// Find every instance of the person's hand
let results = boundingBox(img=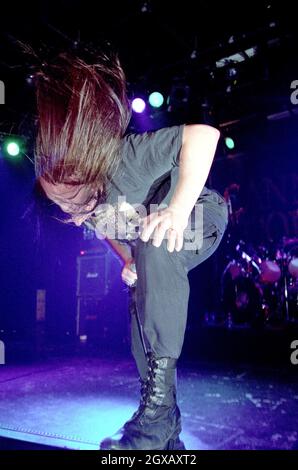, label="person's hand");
[121,258,138,287]
[140,206,189,252]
